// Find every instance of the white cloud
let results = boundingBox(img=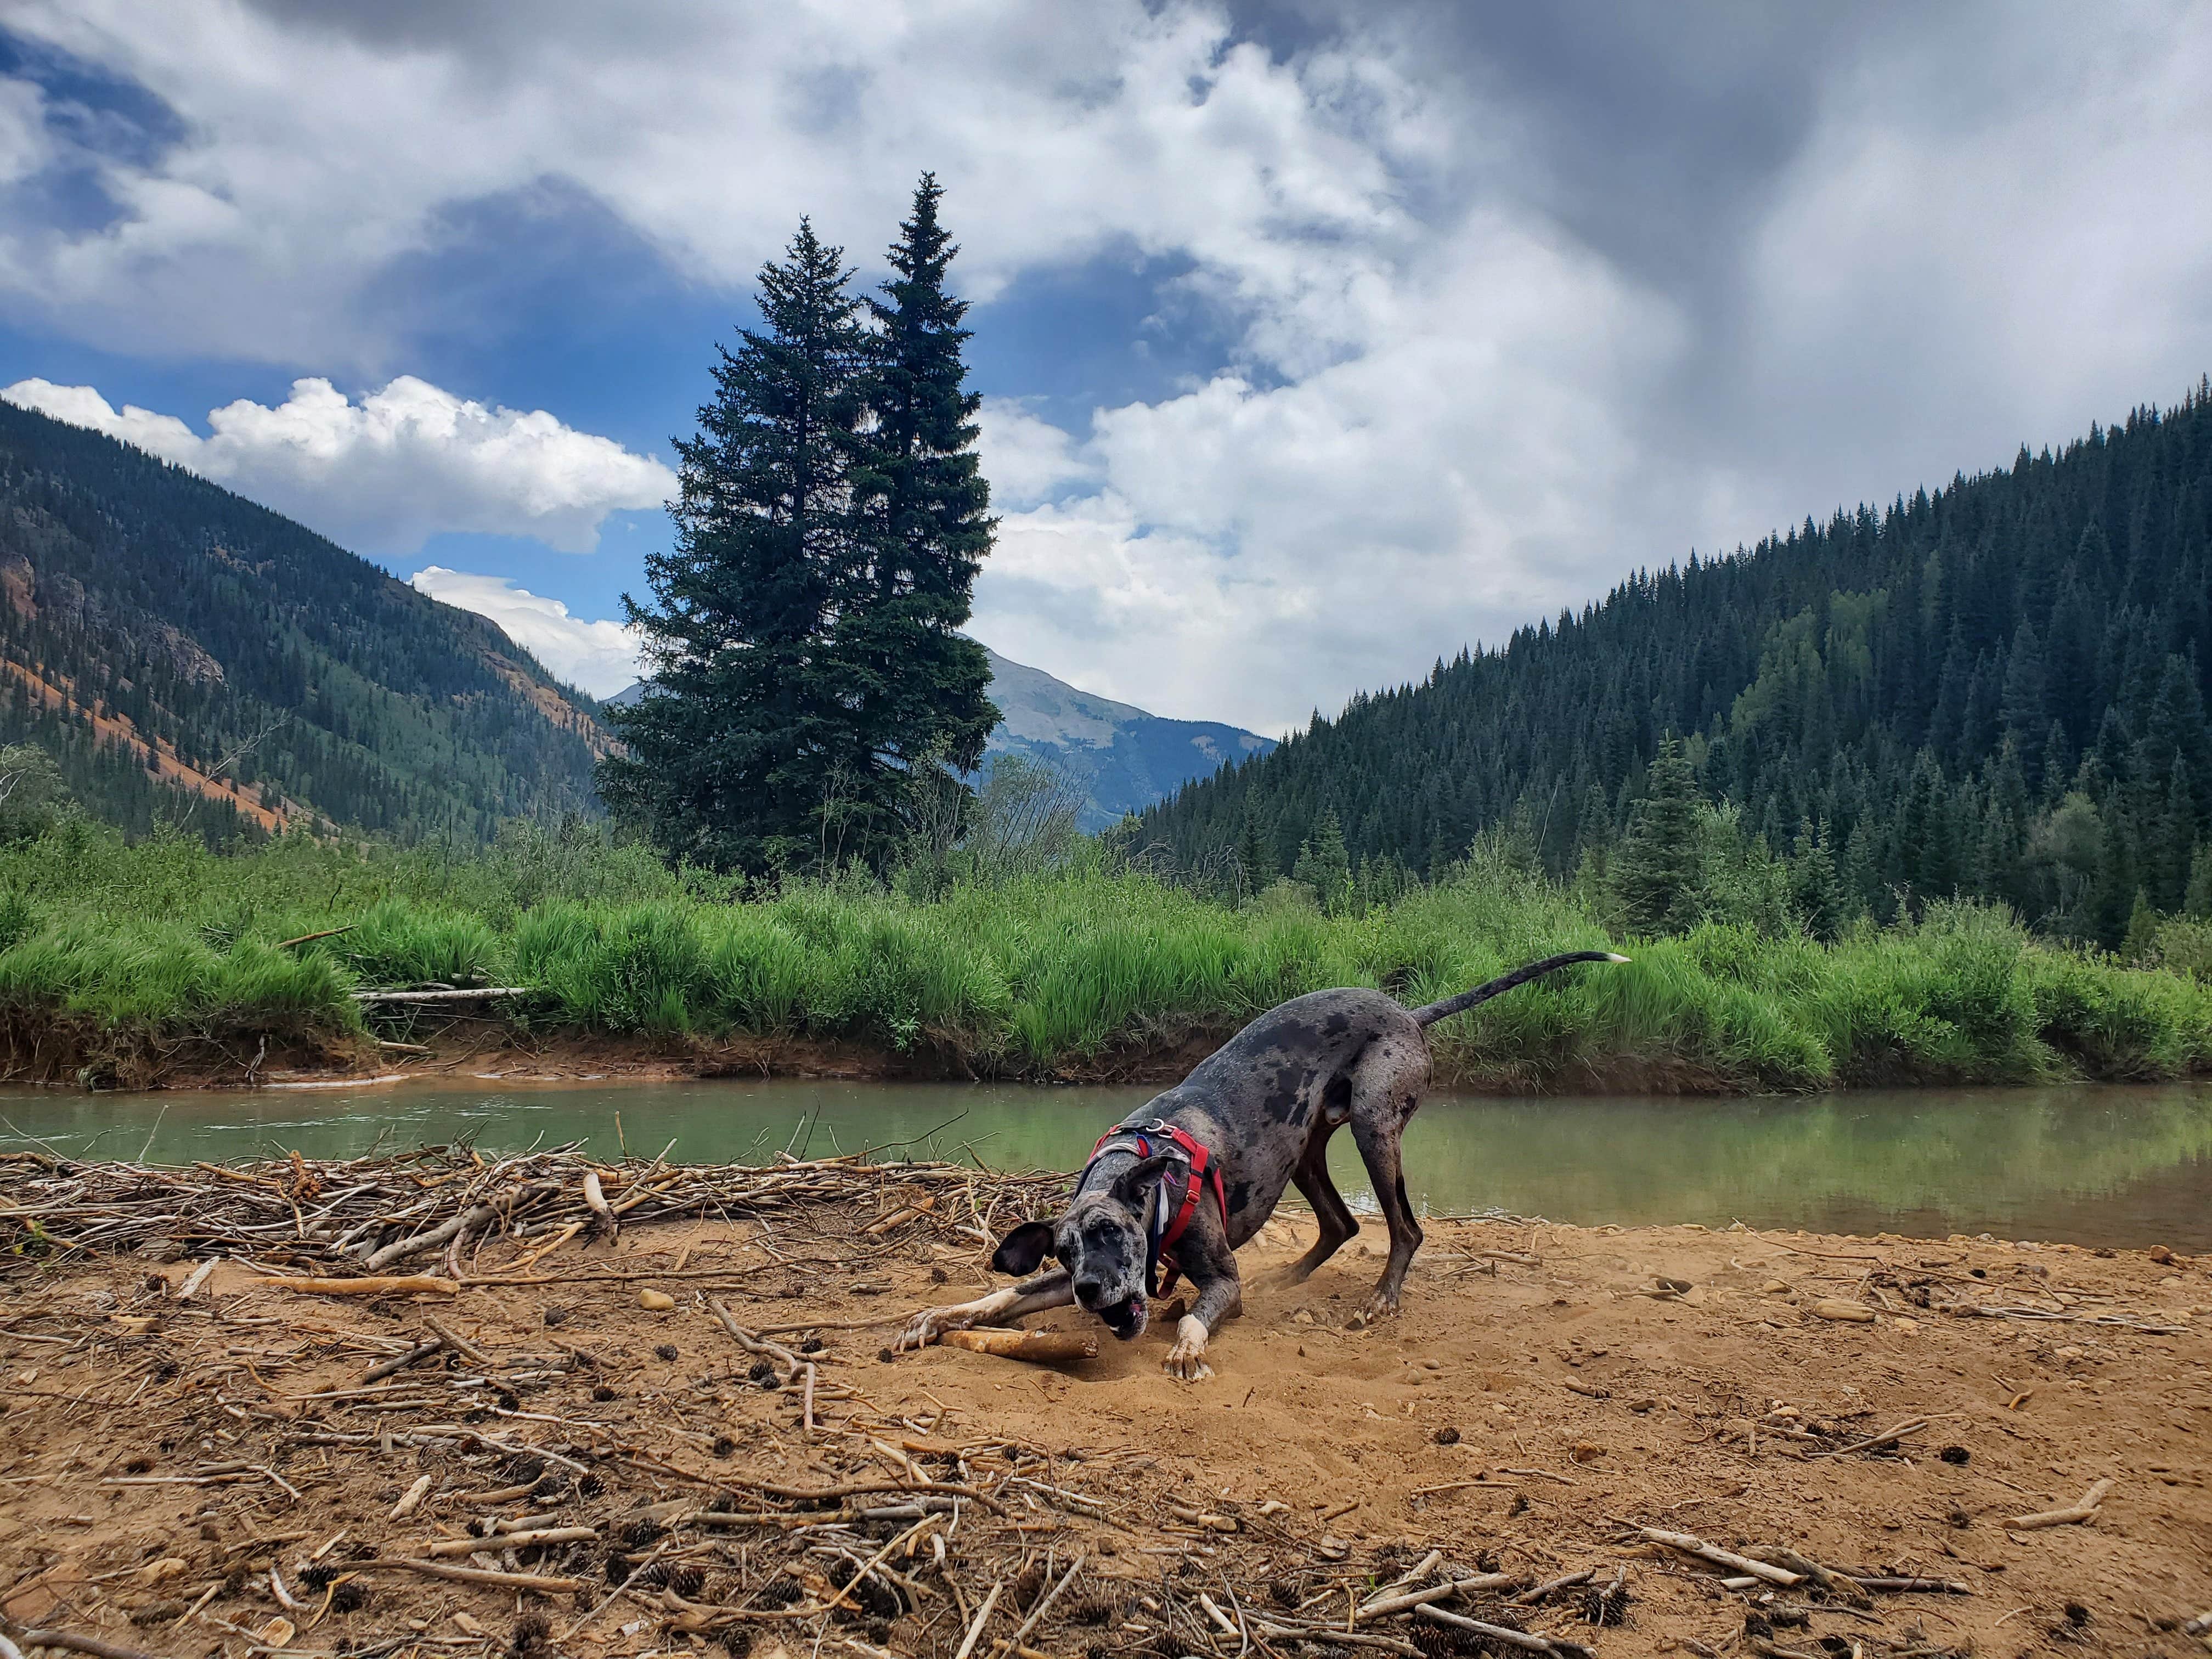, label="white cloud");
[2,375,674,555]
[410,567,641,697]
[977,399,1101,509]
[0,2,1436,367]
[3,4,2211,734]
